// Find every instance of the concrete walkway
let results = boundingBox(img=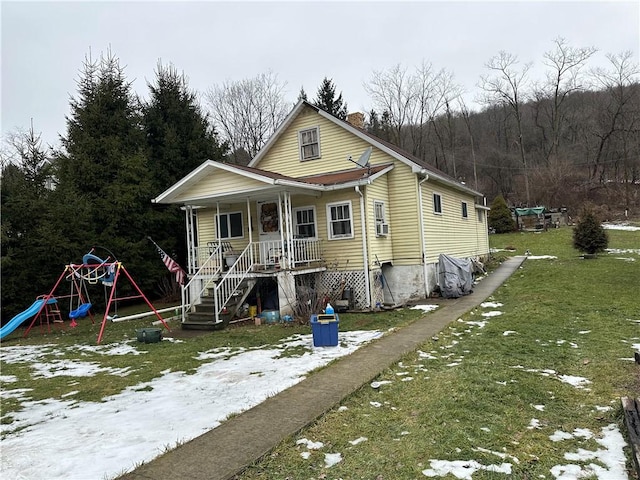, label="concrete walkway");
[121,256,526,480]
